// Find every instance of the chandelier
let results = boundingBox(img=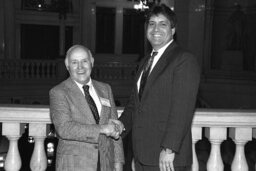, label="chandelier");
[134,0,161,11]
